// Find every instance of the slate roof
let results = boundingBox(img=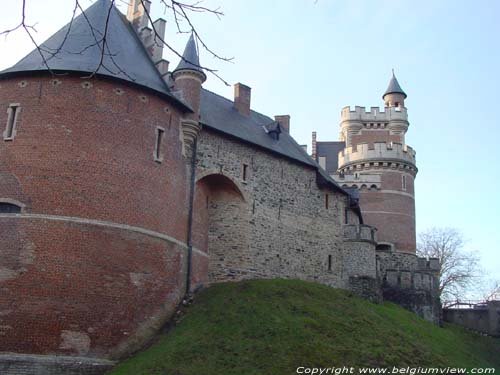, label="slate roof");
[383,71,407,99]
[199,89,347,195]
[0,0,347,196]
[0,0,190,111]
[316,141,346,174]
[174,34,206,79]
